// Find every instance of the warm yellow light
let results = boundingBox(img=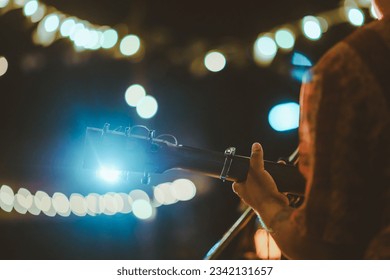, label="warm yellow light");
[0,56,8,77]
[370,4,379,19]
[120,34,141,56]
[204,51,226,72]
